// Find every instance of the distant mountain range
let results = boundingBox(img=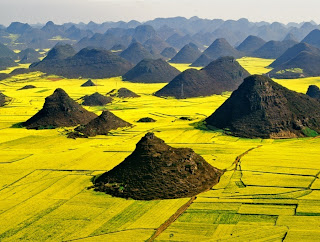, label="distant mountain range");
[1,17,320,81]
[1,18,319,51]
